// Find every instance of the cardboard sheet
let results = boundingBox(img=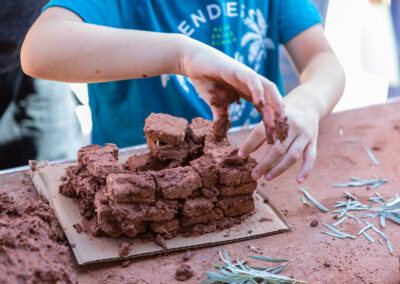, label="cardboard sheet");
[31,148,291,265]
